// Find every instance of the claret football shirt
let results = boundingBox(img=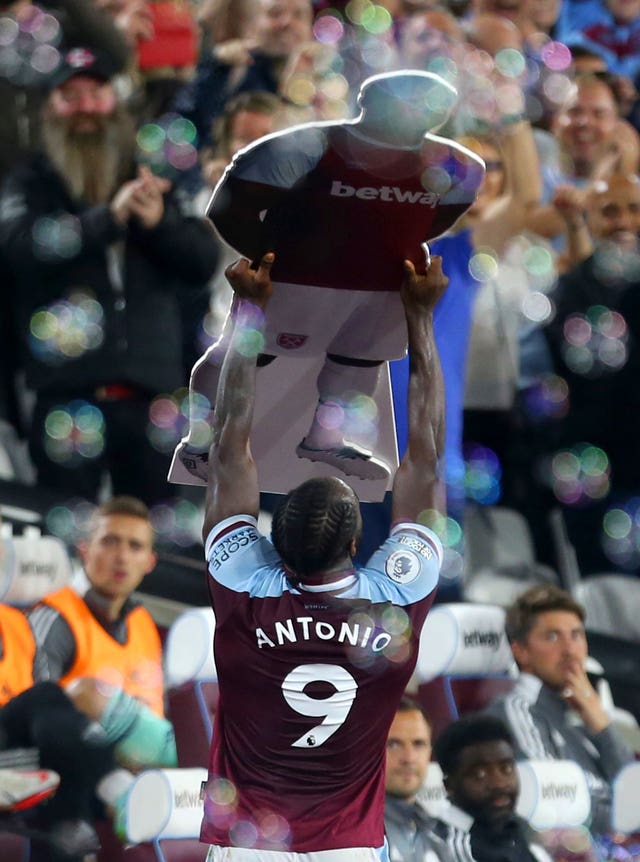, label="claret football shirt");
[201,515,442,852]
